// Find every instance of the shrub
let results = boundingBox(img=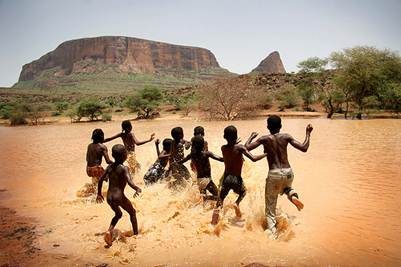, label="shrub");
[55,101,69,113]
[9,112,28,126]
[102,113,112,122]
[124,86,163,119]
[76,99,104,121]
[275,84,299,111]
